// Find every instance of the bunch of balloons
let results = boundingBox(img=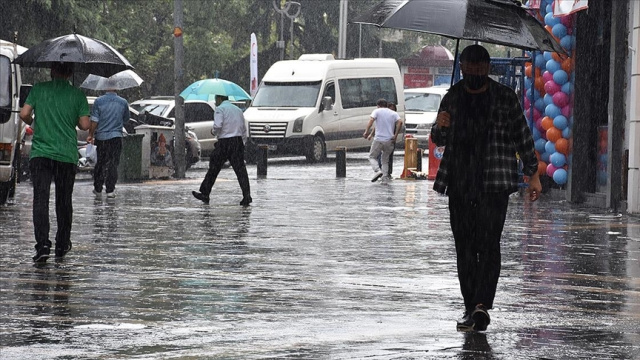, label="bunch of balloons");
[523,0,576,186]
